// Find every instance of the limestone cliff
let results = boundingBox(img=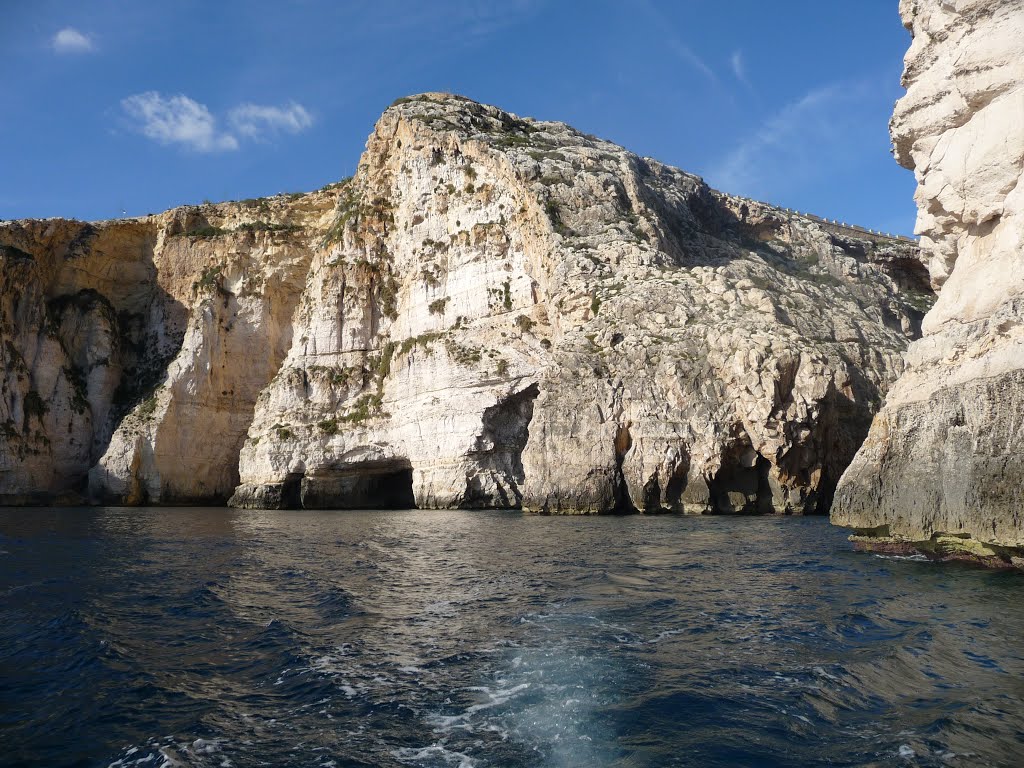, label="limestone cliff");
[0,190,335,504]
[832,0,1024,565]
[1,94,928,512]
[228,94,928,514]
